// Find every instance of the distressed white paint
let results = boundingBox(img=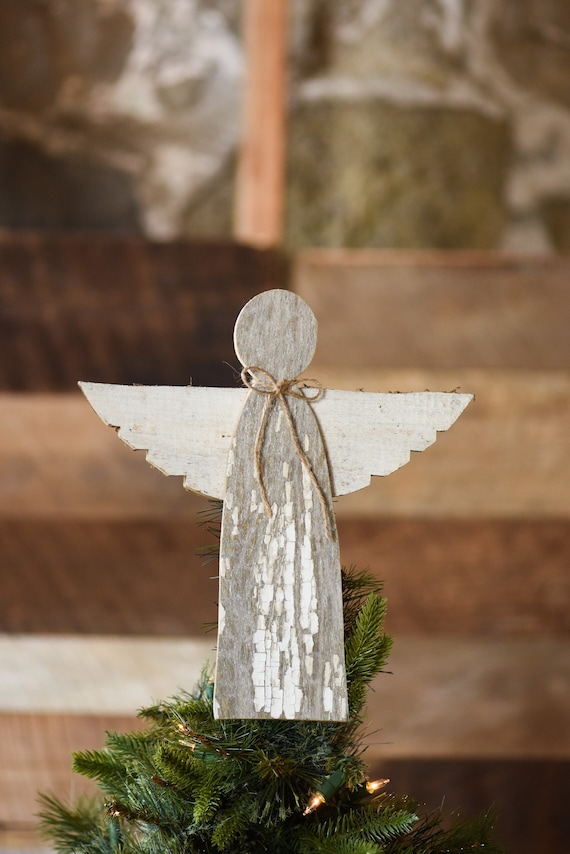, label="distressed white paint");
[79,384,471,501]
[80,289,472,721]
